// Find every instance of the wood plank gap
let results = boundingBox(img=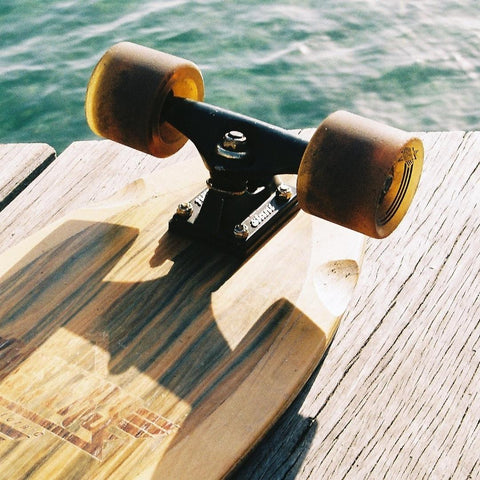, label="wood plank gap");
[0,144,56,212]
